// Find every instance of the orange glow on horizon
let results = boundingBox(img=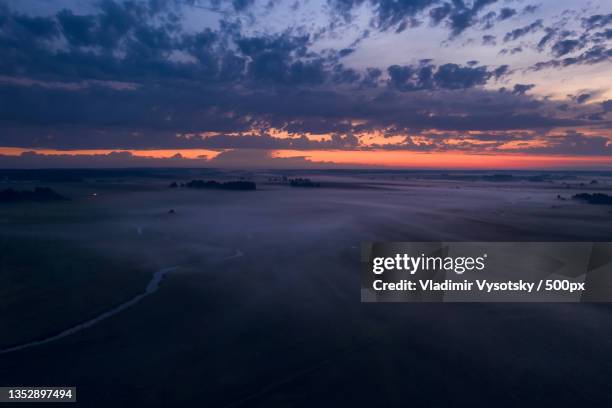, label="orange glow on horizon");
[1,147,611,169]
[273,149,612,170]
[0,147,221,160]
